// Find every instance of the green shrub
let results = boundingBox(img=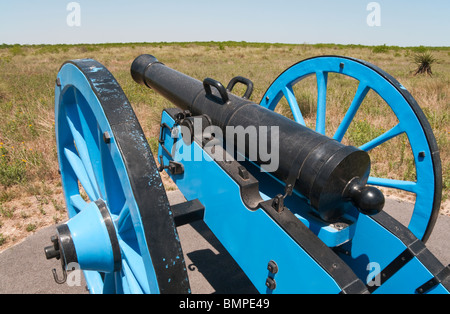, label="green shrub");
[413,51,437,76]
[372,44,389,53]
[9,44,24,56]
